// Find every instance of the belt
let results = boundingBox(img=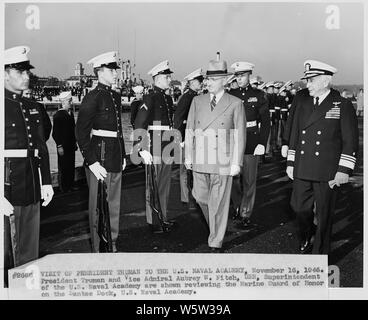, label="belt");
[281,109,288,111]
[246,121,257,128]
[269,110,275,113]
[92,129,118,137]
[4,149,39,158]
[148,125,171,131]
[274,107,280,110]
